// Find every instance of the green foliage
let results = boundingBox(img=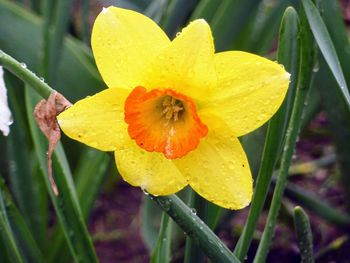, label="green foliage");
[0,0,349,262]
